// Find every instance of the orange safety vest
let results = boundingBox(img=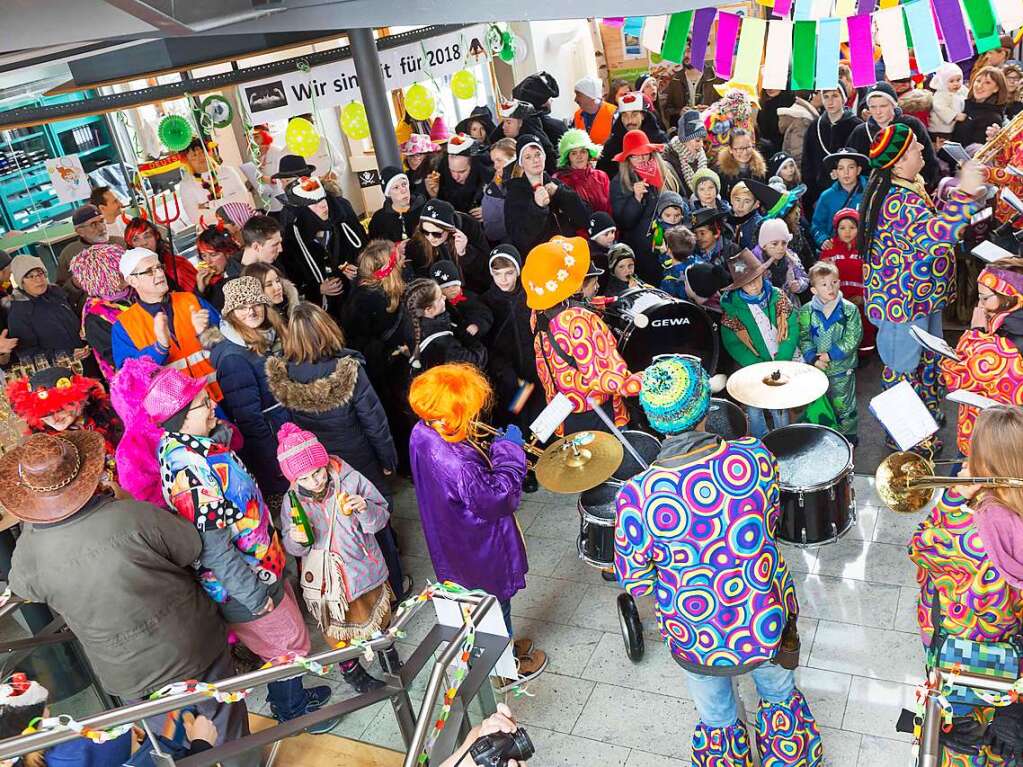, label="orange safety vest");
[119,292,223,401]
[574,102,616,146]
